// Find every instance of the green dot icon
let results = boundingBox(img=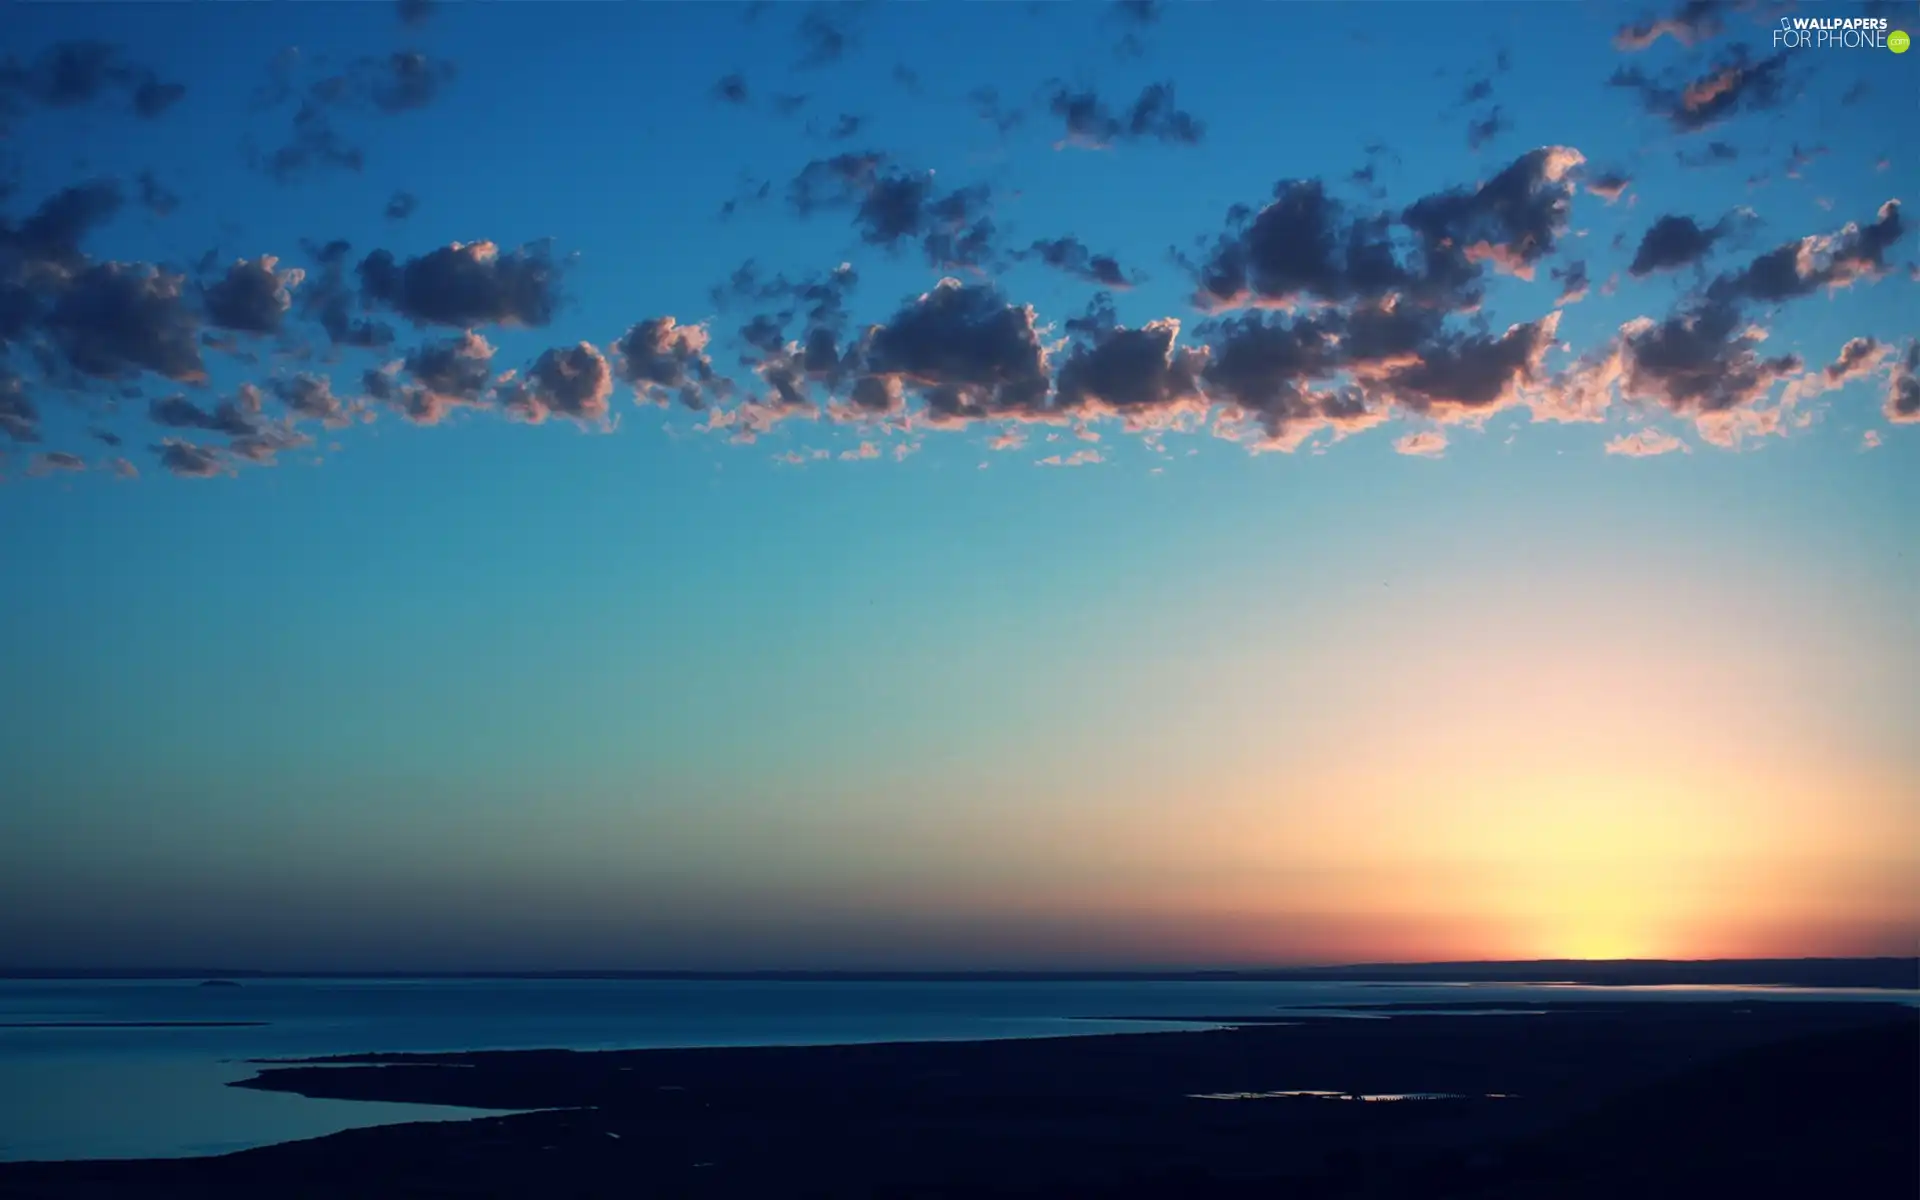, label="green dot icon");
[1893,30,1912,53]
